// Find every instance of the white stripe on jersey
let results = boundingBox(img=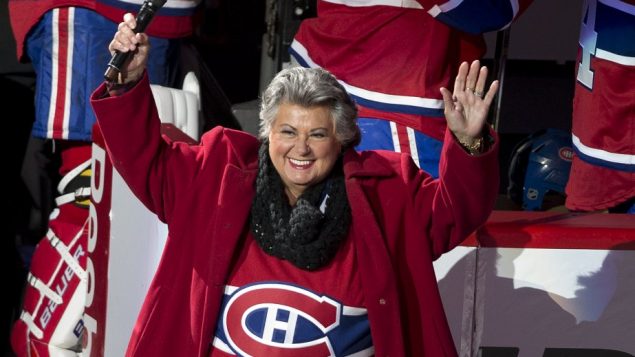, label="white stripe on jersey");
[342,80,444,110]
[47,8,74,140]
[47,9,60,139]
[212,337,234,354]
[342,306,368,316]
[389,121,401,153]
[111,0,201,9]
[428,0,464,16]
[291,40,444,111]
[407,126,421,168]
[224,285,239,295]
[346,346,375,357]
[599,0,635,15]
[572,134,635,165]
[595,49,635,66]
[63,7,75,140]
[322,0,422,9]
